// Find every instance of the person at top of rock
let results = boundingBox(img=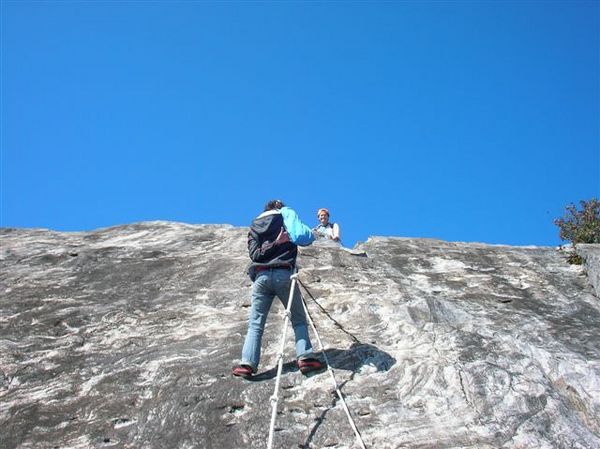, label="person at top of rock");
[232,199,324,379]
[313,208,341,243]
